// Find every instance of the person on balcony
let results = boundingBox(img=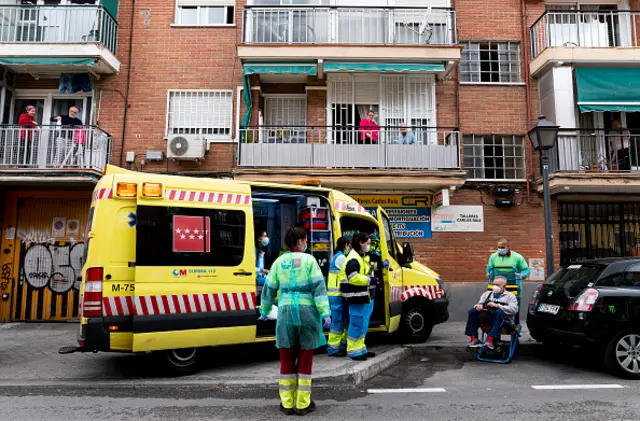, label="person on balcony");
[610,119,632,171]
[358,110,379,144]
[51,107,86,168]
[397,123,416,145]
[17,105,39,165]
